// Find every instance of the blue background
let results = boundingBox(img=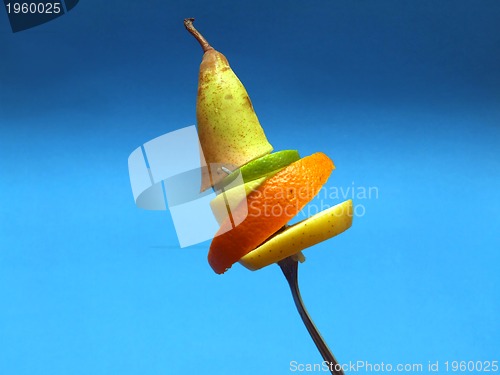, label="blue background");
[1,1,499,374]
